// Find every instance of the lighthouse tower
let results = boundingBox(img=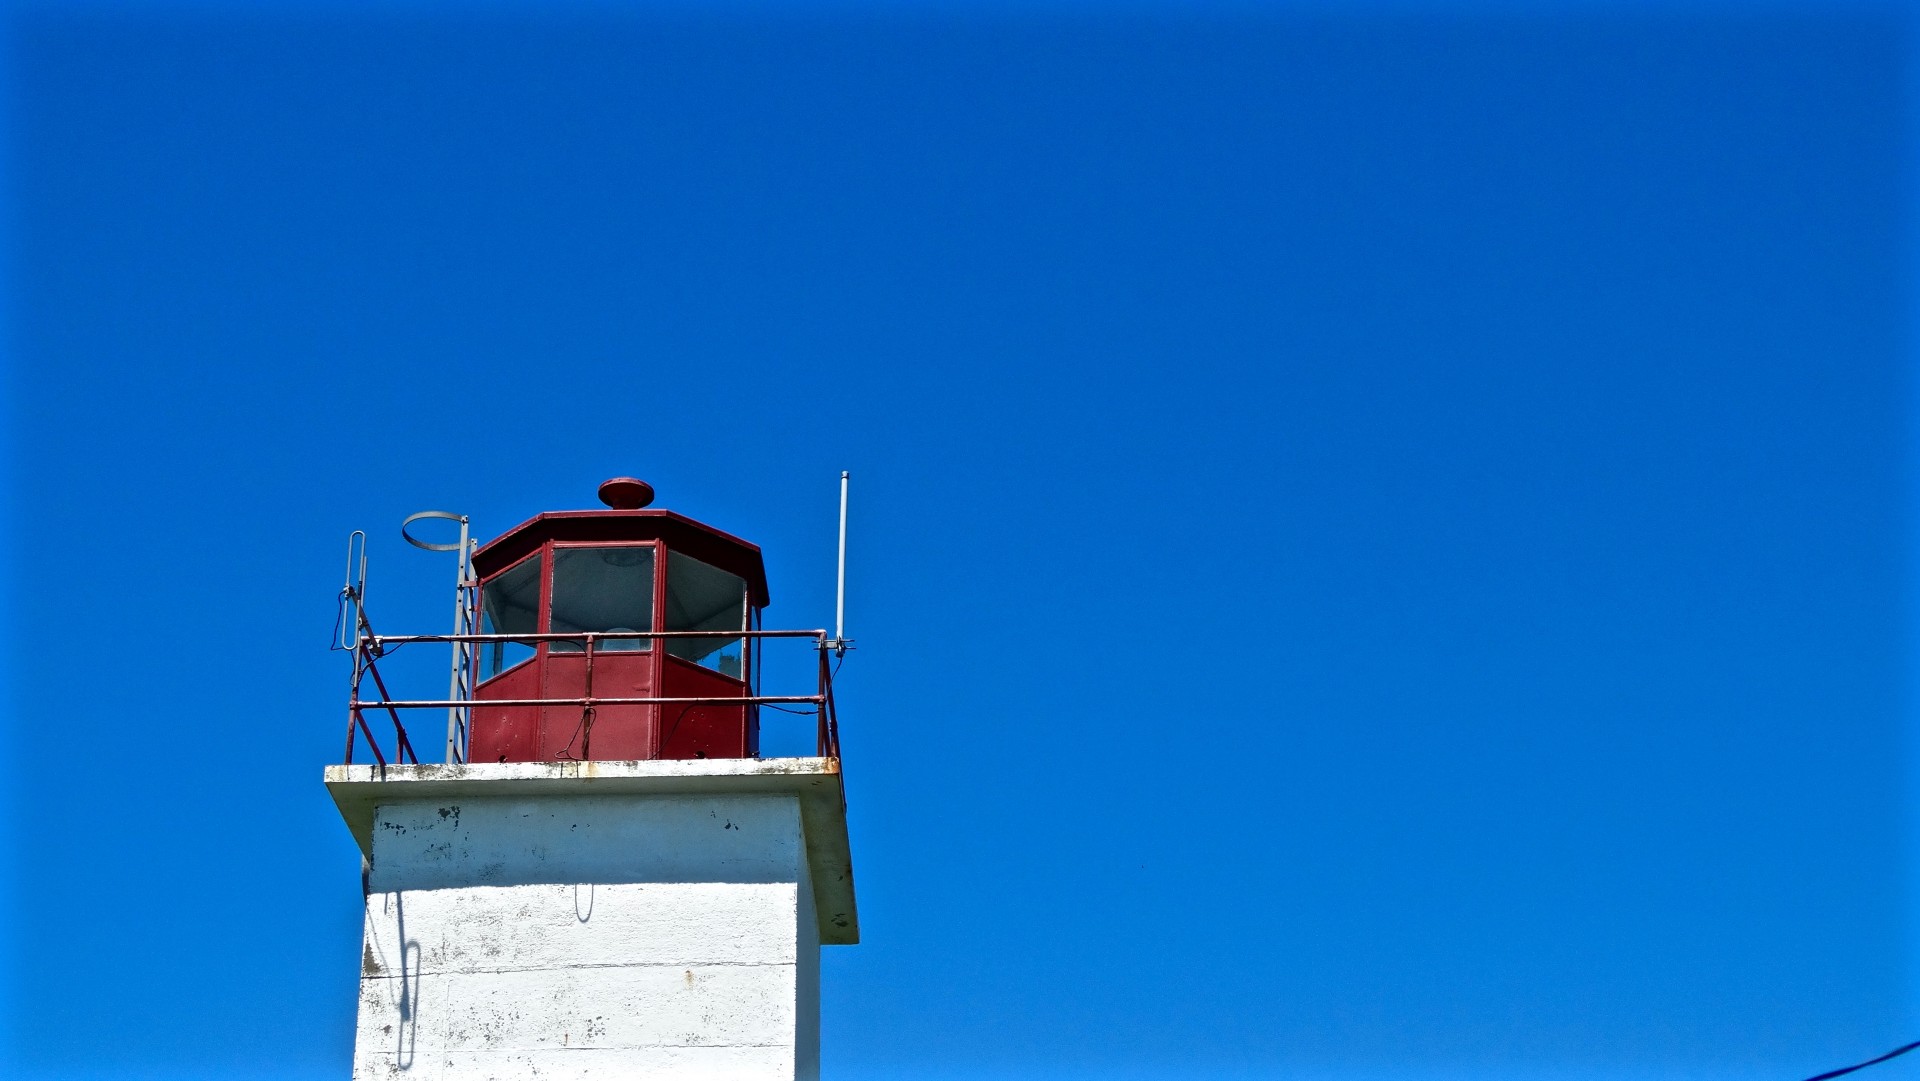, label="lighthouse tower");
[326,479,856,1080]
